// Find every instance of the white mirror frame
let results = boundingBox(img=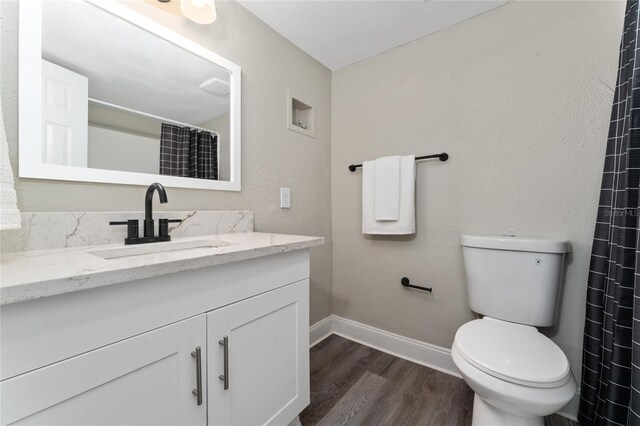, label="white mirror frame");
[19,0,241,191]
